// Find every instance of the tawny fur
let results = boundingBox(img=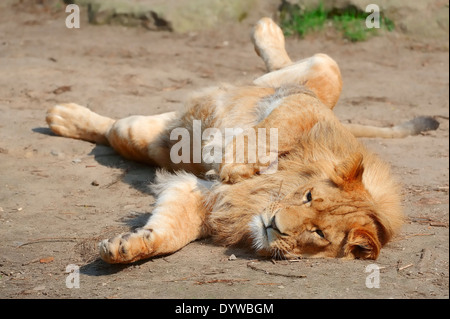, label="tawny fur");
[44,18,415,264]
